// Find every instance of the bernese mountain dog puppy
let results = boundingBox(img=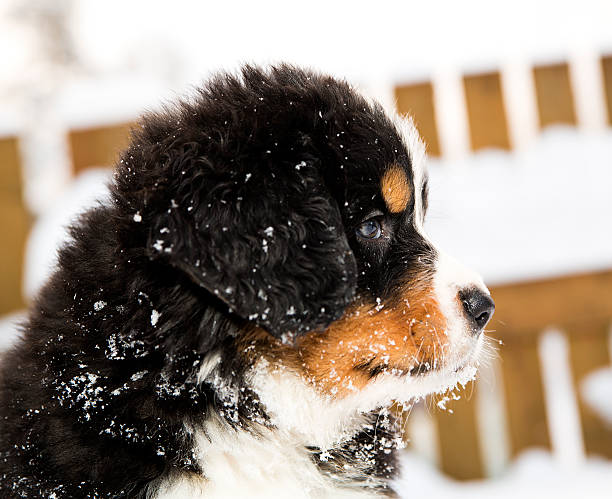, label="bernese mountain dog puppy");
[0,65,494,498]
